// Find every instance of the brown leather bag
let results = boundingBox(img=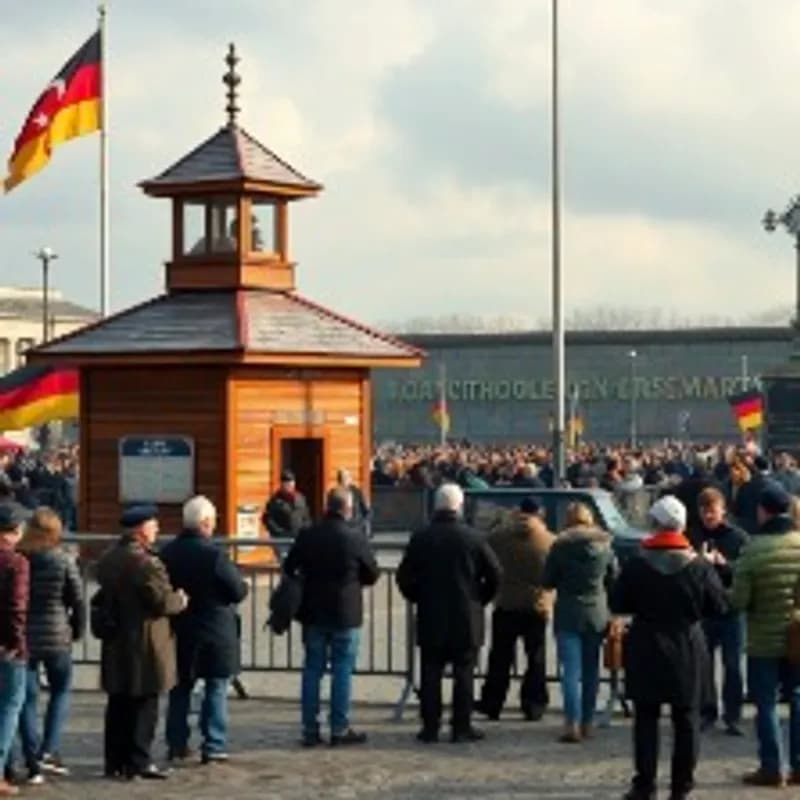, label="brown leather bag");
[604,618,626,671]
